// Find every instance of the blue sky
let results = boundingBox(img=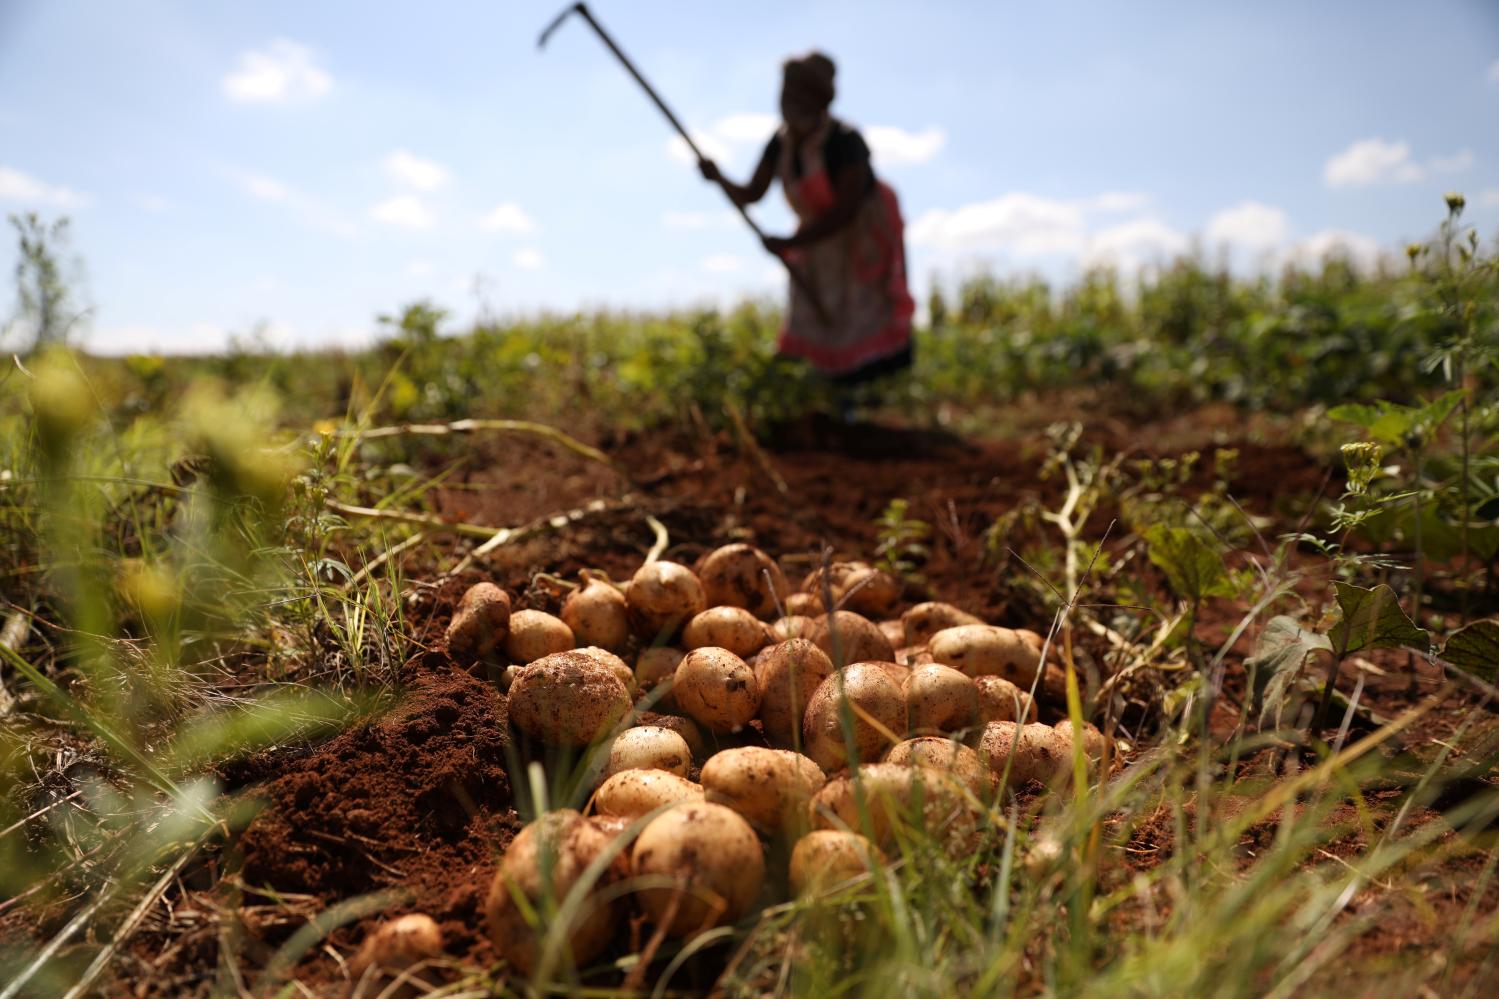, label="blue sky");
[1,0,1496,354]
